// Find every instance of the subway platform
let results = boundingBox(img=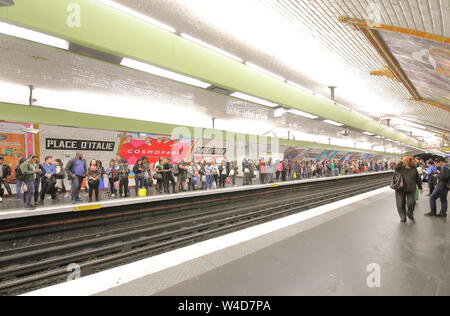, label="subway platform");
[24,184,449,296]
[99,189,449,296]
